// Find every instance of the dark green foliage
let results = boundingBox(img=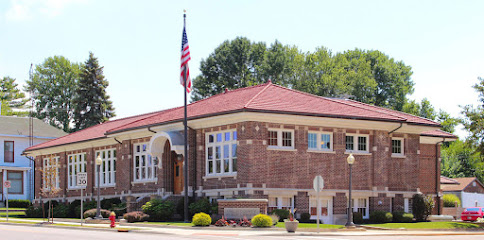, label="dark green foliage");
[142,199,174,221]
[189,198,211,215]
[441,140,484,183]
[299,212,311,223]
[392,211,414,223]
[0,76,29,116]
[271,209,290,222]
[74,201,97,218]
[123,211,149,223]
[176,197,194,217]
[353,211,363,224]
[72,52,115,132]
[412,194,434,222]
[83,208,111,218]
[101,198,122,210]
[369,211,392,223]
[7,199,31,208]
[111,202,127,217]
[53,204,69,218]
[462,76,484,155]
[25,206,43,218]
